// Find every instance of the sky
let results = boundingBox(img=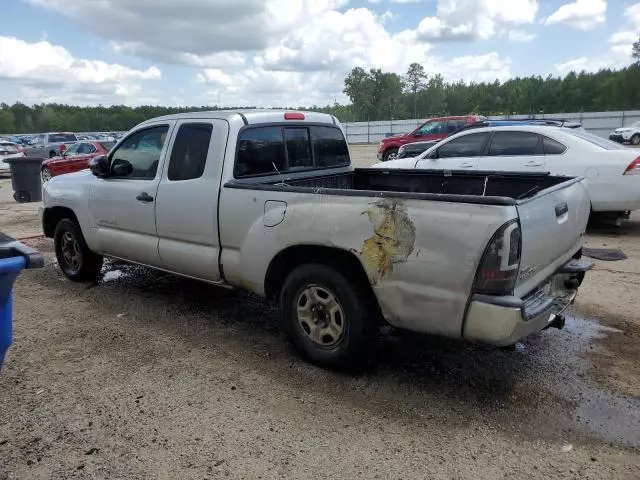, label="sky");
[0,0,638,107]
